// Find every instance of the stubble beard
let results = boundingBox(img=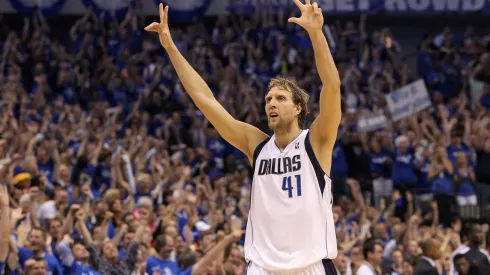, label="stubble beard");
[268,117,293,135]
